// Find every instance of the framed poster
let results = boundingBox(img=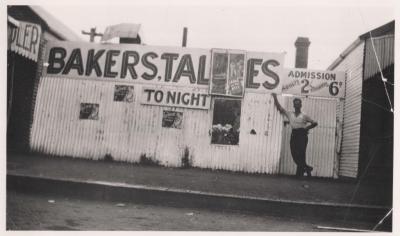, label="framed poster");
[162,110,183,129]
[79,103,99,120]
[114,85,134,102]
[210,49,246,97]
